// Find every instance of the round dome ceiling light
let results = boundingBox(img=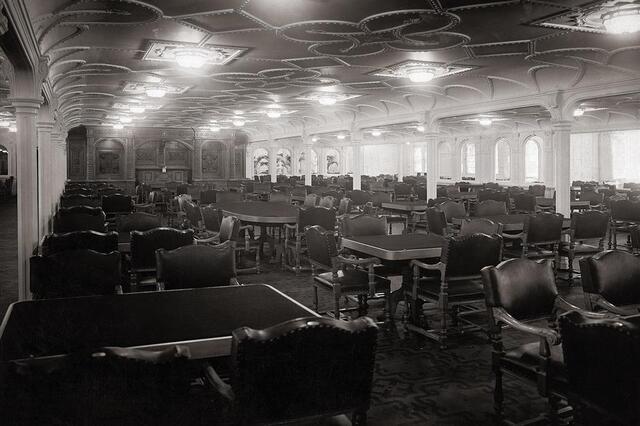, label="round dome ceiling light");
[267,110,281,119]
[337,133,346,140]
[8,125,16,133]
[318,95,337,106]
[416,125,425,132]
[145,85,167,98]
[210,125,220,132]
[371,129,382,137]
[0,120,10,128]
[479,118,493,126]
[573,107,585,117]
[129,105,146,114]
[406,67,436,83]
[173,47,209,69]
[232,119,245,127]
[603,6,640,34]
[113,123,124,130]
[120,116,133,124]
[311,136,318,142]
